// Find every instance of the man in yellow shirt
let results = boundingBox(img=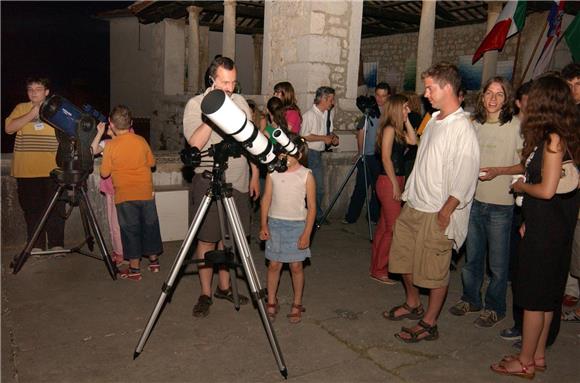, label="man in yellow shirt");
[5,77,65,252]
